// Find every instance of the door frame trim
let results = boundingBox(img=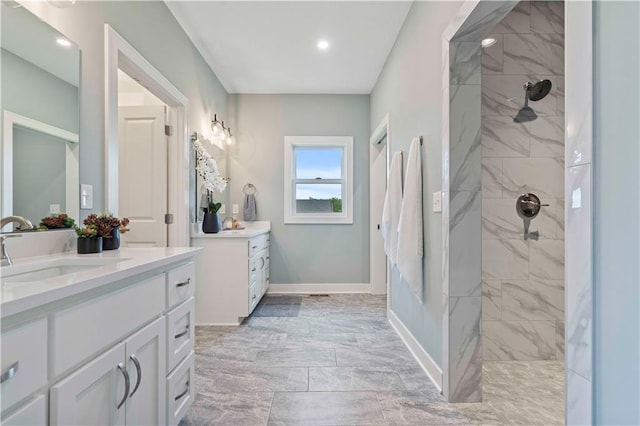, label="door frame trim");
[369,113,390,305]
[104,25,190,247]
